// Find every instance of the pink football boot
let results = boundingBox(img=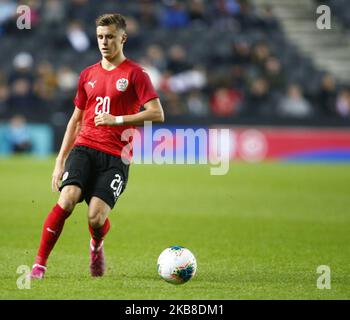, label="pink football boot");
[31,264,47,279]
[89,239,105,277]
